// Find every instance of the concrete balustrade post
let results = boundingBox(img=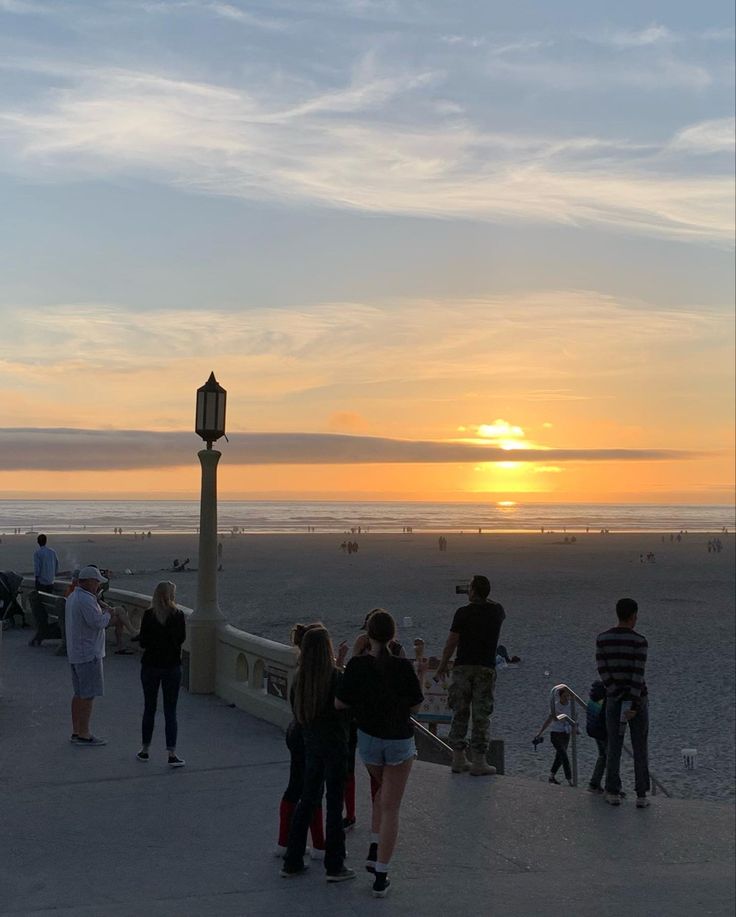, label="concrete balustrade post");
[188,447,224,694]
